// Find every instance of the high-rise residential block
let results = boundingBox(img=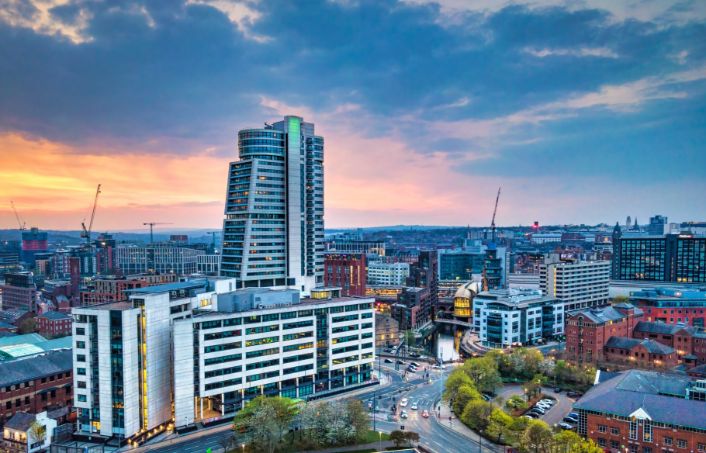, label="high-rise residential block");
[220,115,324,296]
[539,258,610,311]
